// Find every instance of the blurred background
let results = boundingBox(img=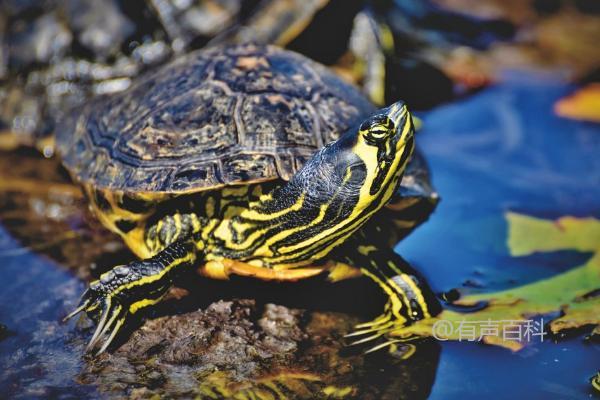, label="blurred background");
[0,0,599,399]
